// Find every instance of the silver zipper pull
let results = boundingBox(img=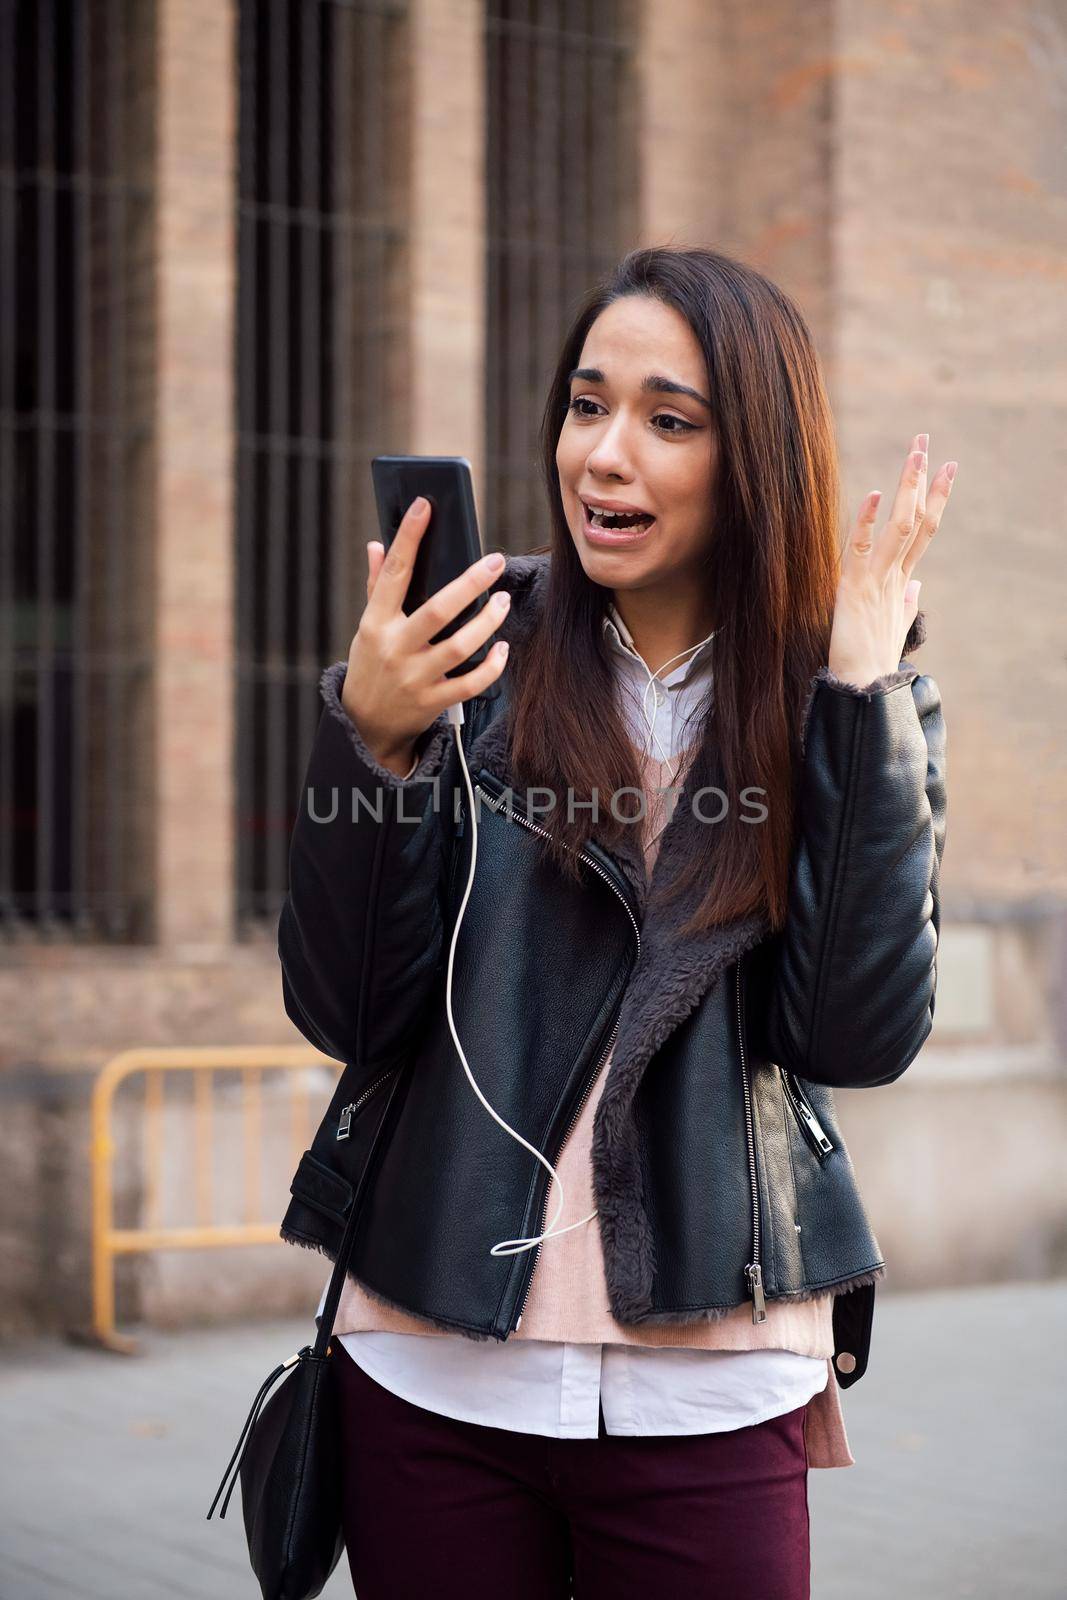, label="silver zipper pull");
[796,1100,833,1155]
[336,1103,355,1141]
[746,1262,767,1323]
